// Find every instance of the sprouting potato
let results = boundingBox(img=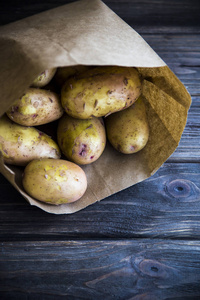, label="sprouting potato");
[32,68,57,87]
[22,158,87,205]
[6,88,63,126]
[105,95,149,154]
[57,114,106,165]
[61,66,142,119]
[0,115,60,166]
